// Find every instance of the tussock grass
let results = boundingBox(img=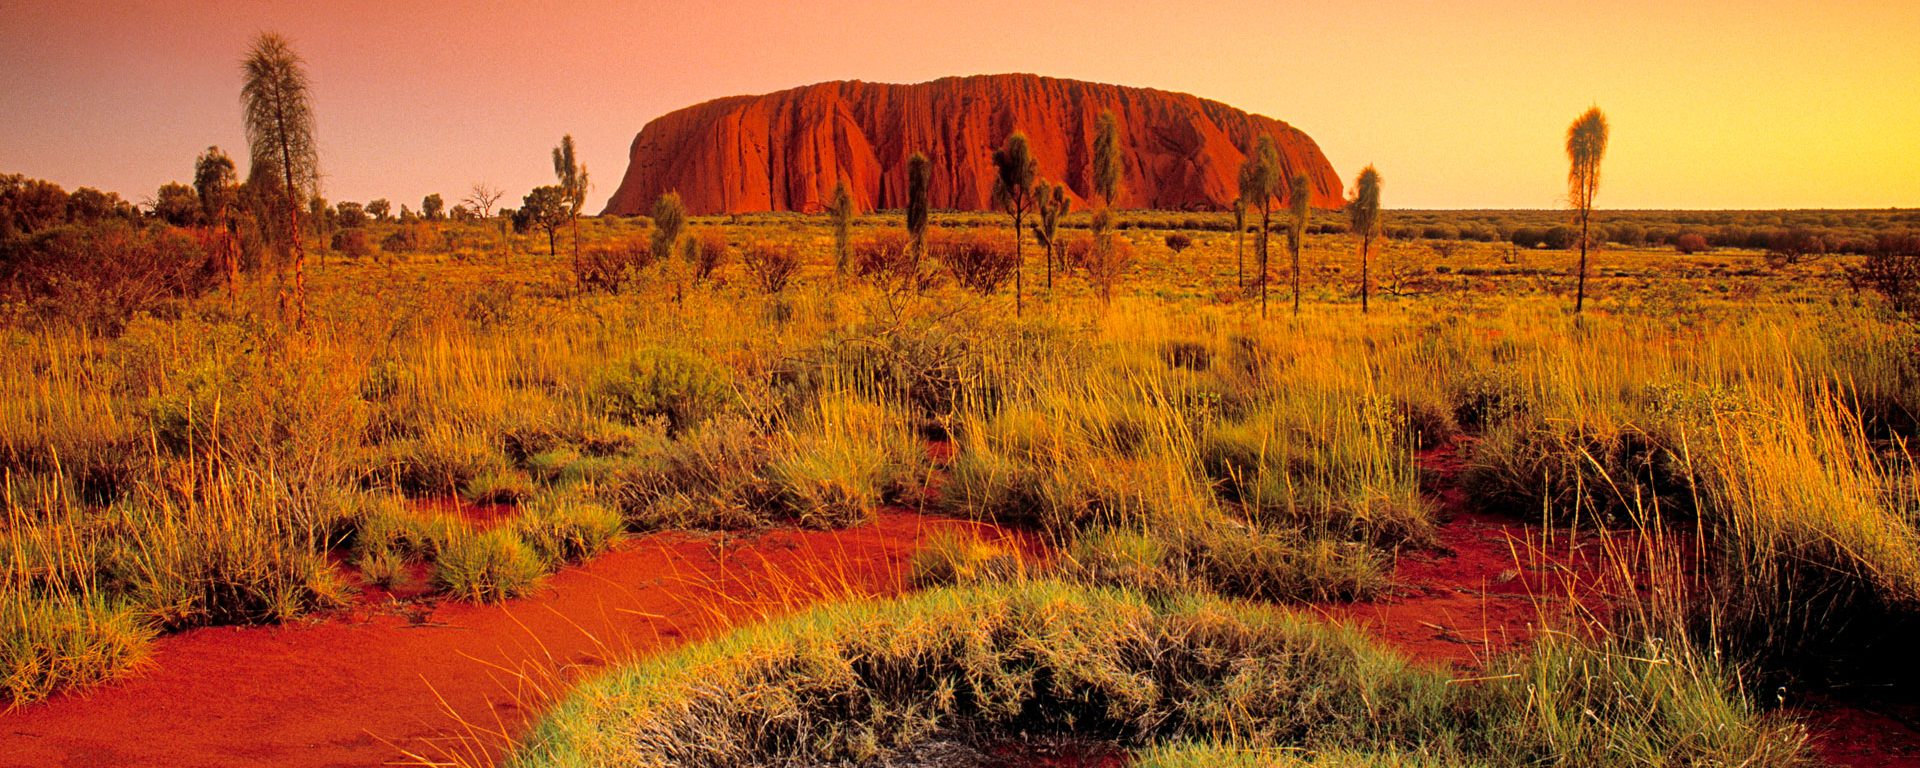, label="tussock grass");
[510,581,1804,767]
